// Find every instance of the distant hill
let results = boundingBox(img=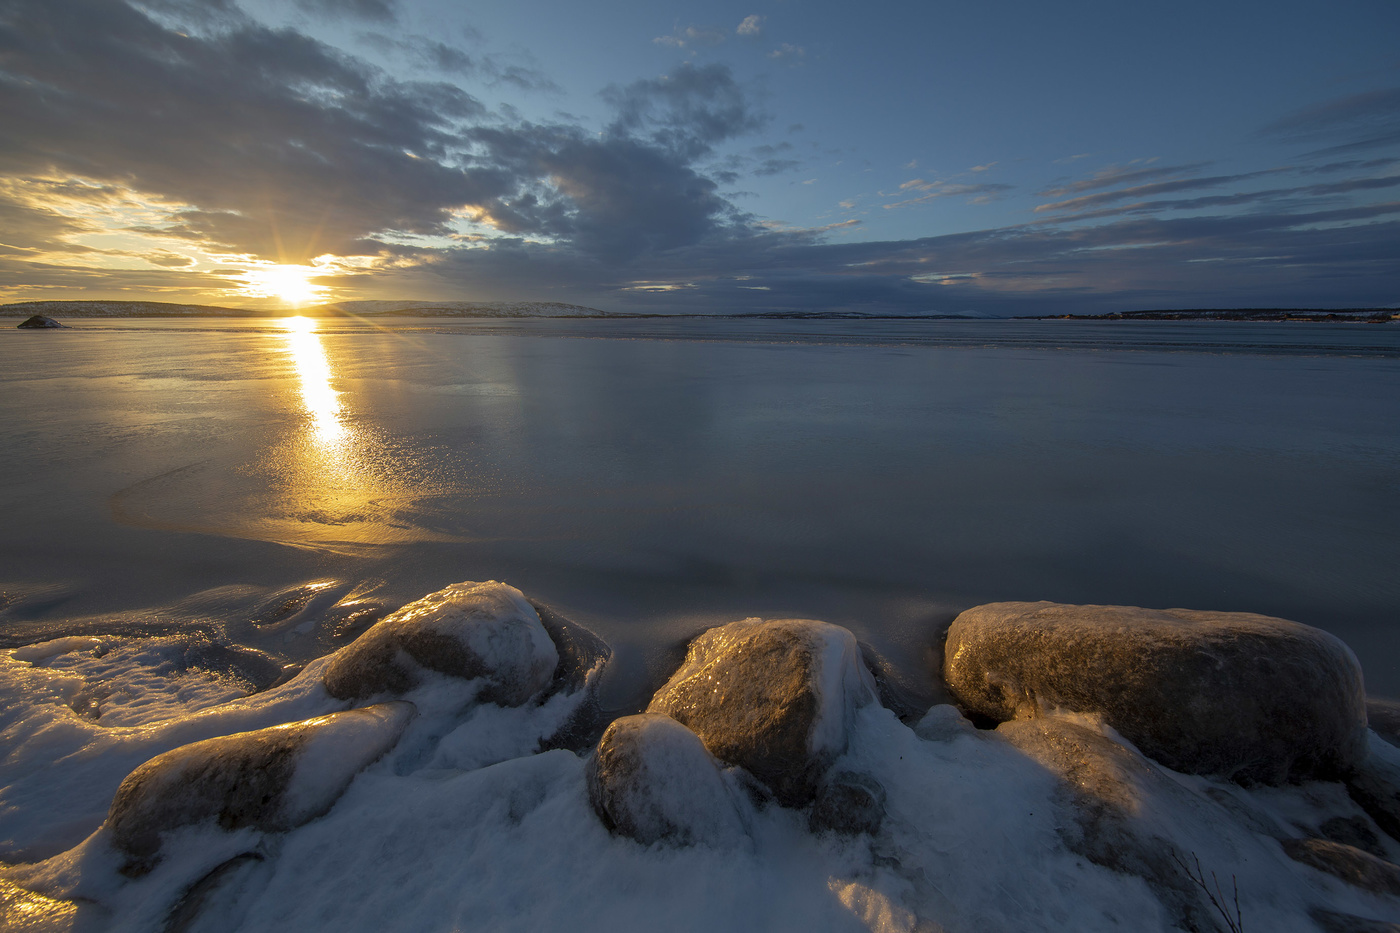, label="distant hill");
[0,299,613,318]
[1023,308,1398,322]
